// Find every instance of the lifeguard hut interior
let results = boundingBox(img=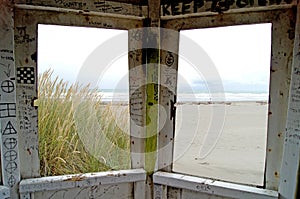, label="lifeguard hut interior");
[0,0,299,198]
